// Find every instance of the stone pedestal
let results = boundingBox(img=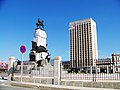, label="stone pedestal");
[29,26,50,67]
[113,65,115,74]
[8,56,16,81]
[90,66,92,74]
[54,56,61,85]
[107,65,109,74]
[36,64,53,77]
